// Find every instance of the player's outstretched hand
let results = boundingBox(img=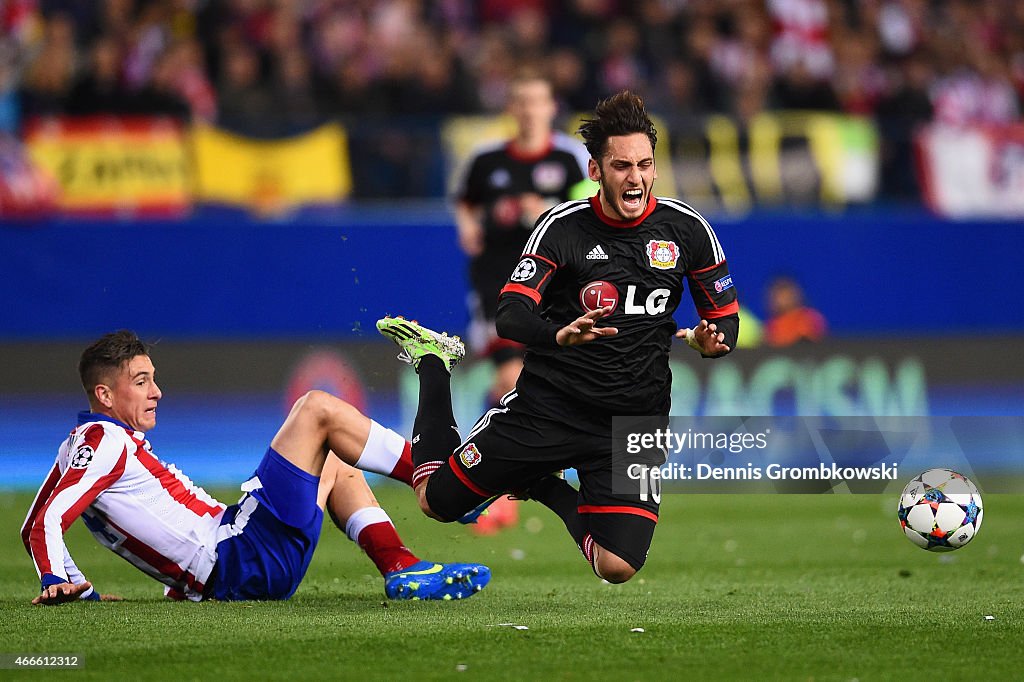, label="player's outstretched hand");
[677,319,730,355]
[32,580,94,606]
[556,306,618,347]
